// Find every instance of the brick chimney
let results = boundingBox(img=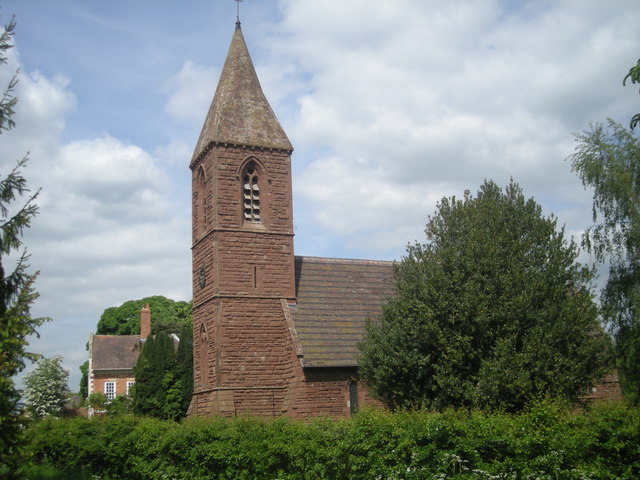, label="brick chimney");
[140,304,151,339]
